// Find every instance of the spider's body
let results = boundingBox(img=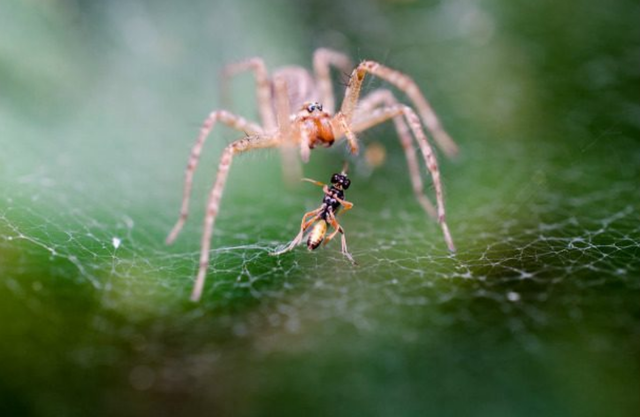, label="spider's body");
[296,102,336,150]
[166,48,459,301]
